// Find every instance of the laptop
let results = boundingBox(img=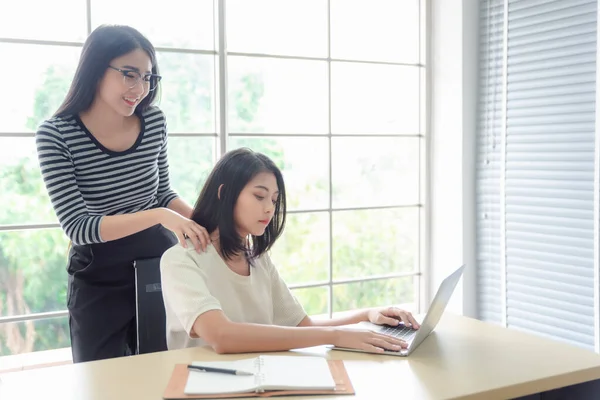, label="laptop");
[331,264,465,357]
